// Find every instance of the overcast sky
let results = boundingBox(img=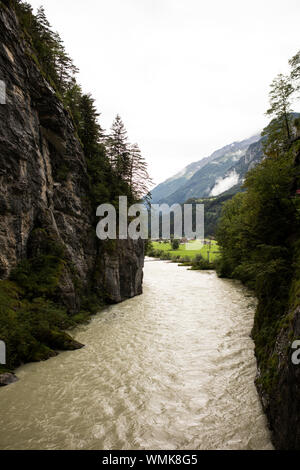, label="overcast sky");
[28,0,300,185]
